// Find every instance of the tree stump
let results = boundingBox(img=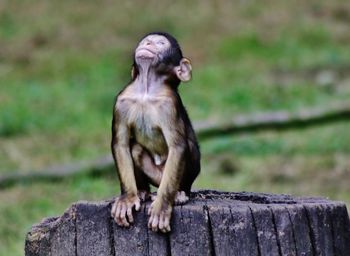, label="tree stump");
[25,190,350,256]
